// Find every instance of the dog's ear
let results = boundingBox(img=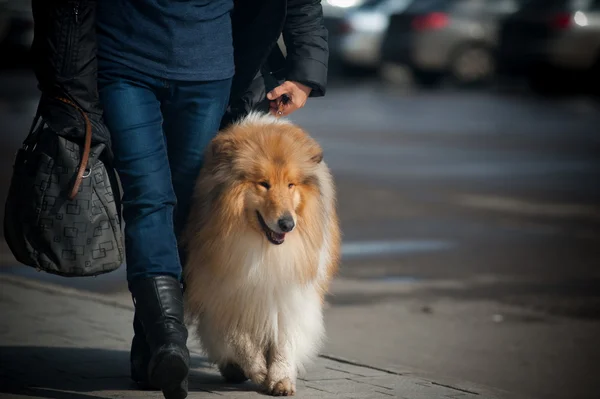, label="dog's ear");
[308,142,323,164]
[205,134,236,172]
[210,135,236,162]
[311,151,323,164]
